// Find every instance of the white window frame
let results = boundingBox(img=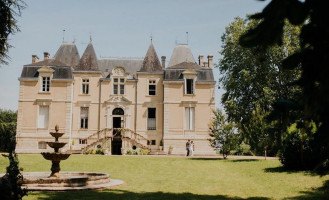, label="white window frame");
[82,78,89,94]
[113,78,125,95]
[184,78,195,95]
[148,80,156,96]
[38,105,49,129]
[80,107,89,129]
[41,76,50,92]
[184,107,195,131]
